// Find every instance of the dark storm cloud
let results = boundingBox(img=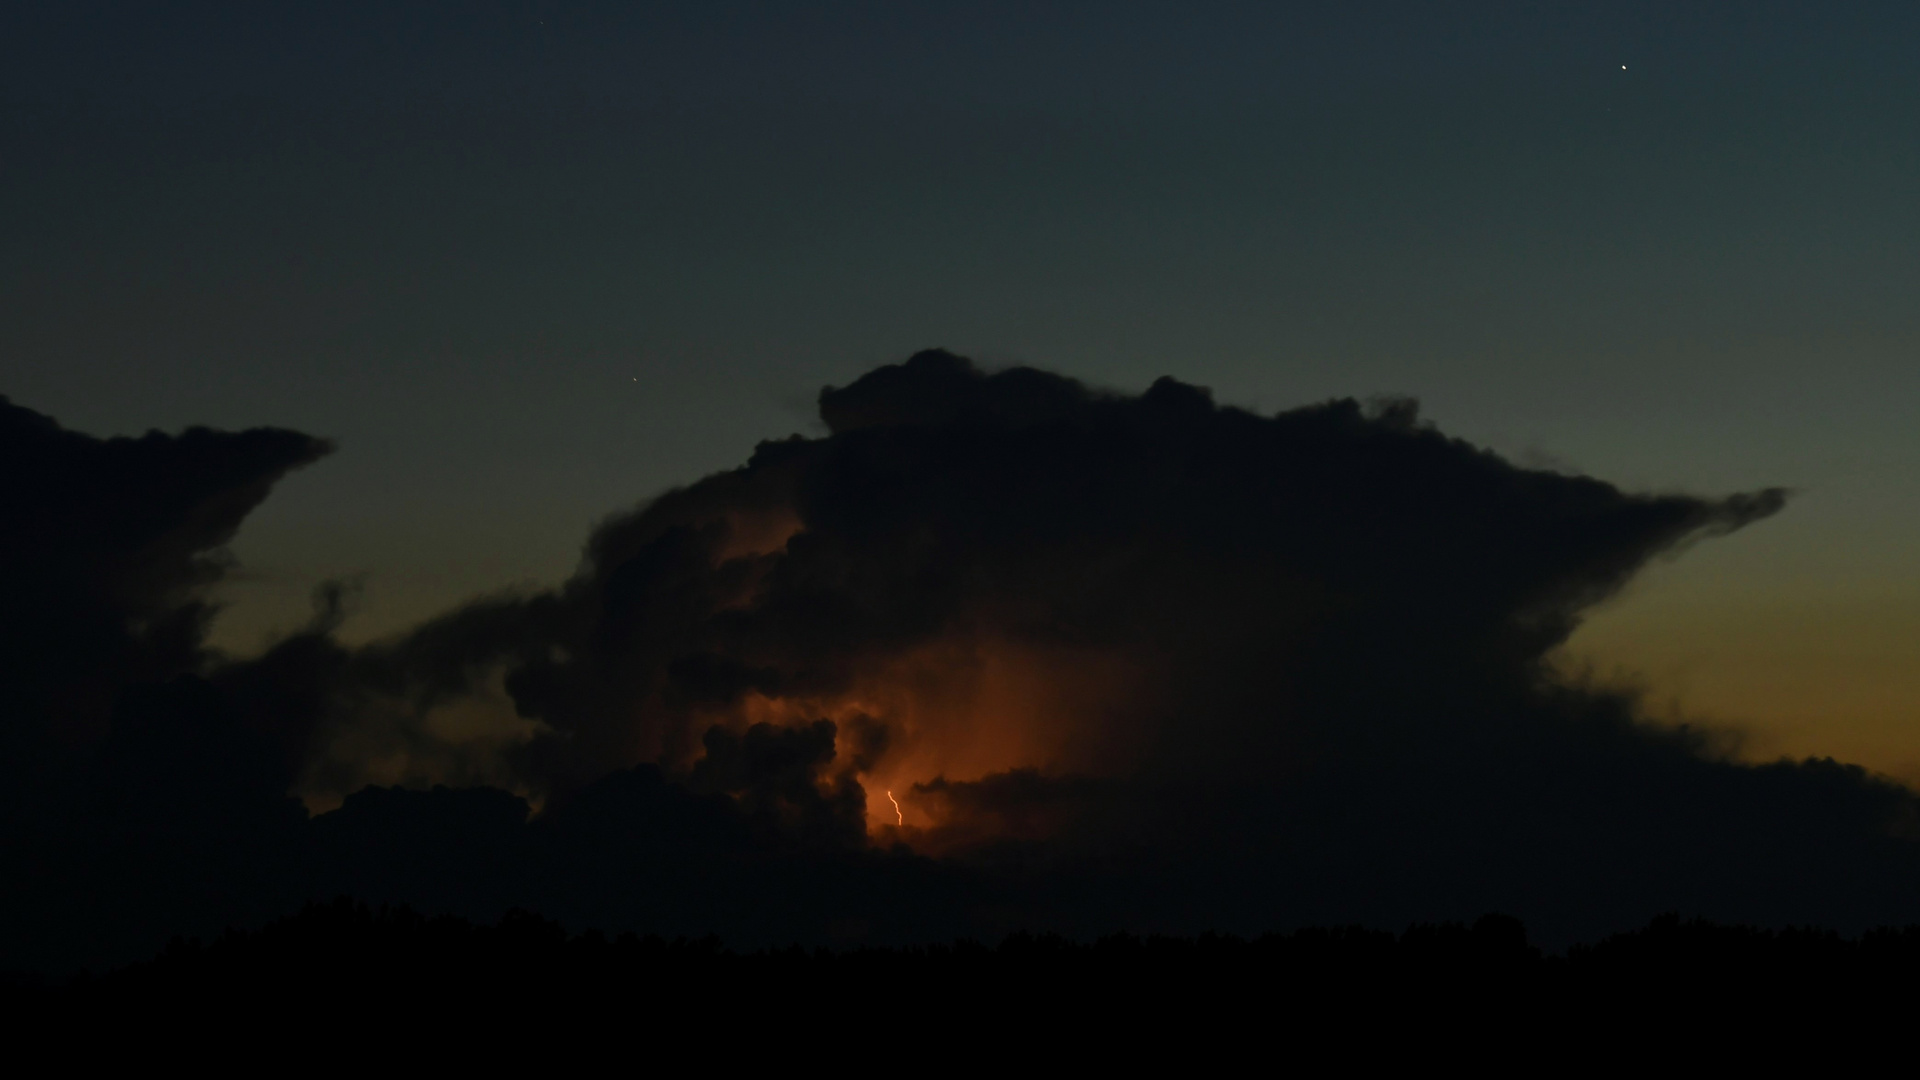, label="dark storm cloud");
[0,397,329,823]
[285,350,1908,947]
[9,353,1920,973]
[337,350,1784,797]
